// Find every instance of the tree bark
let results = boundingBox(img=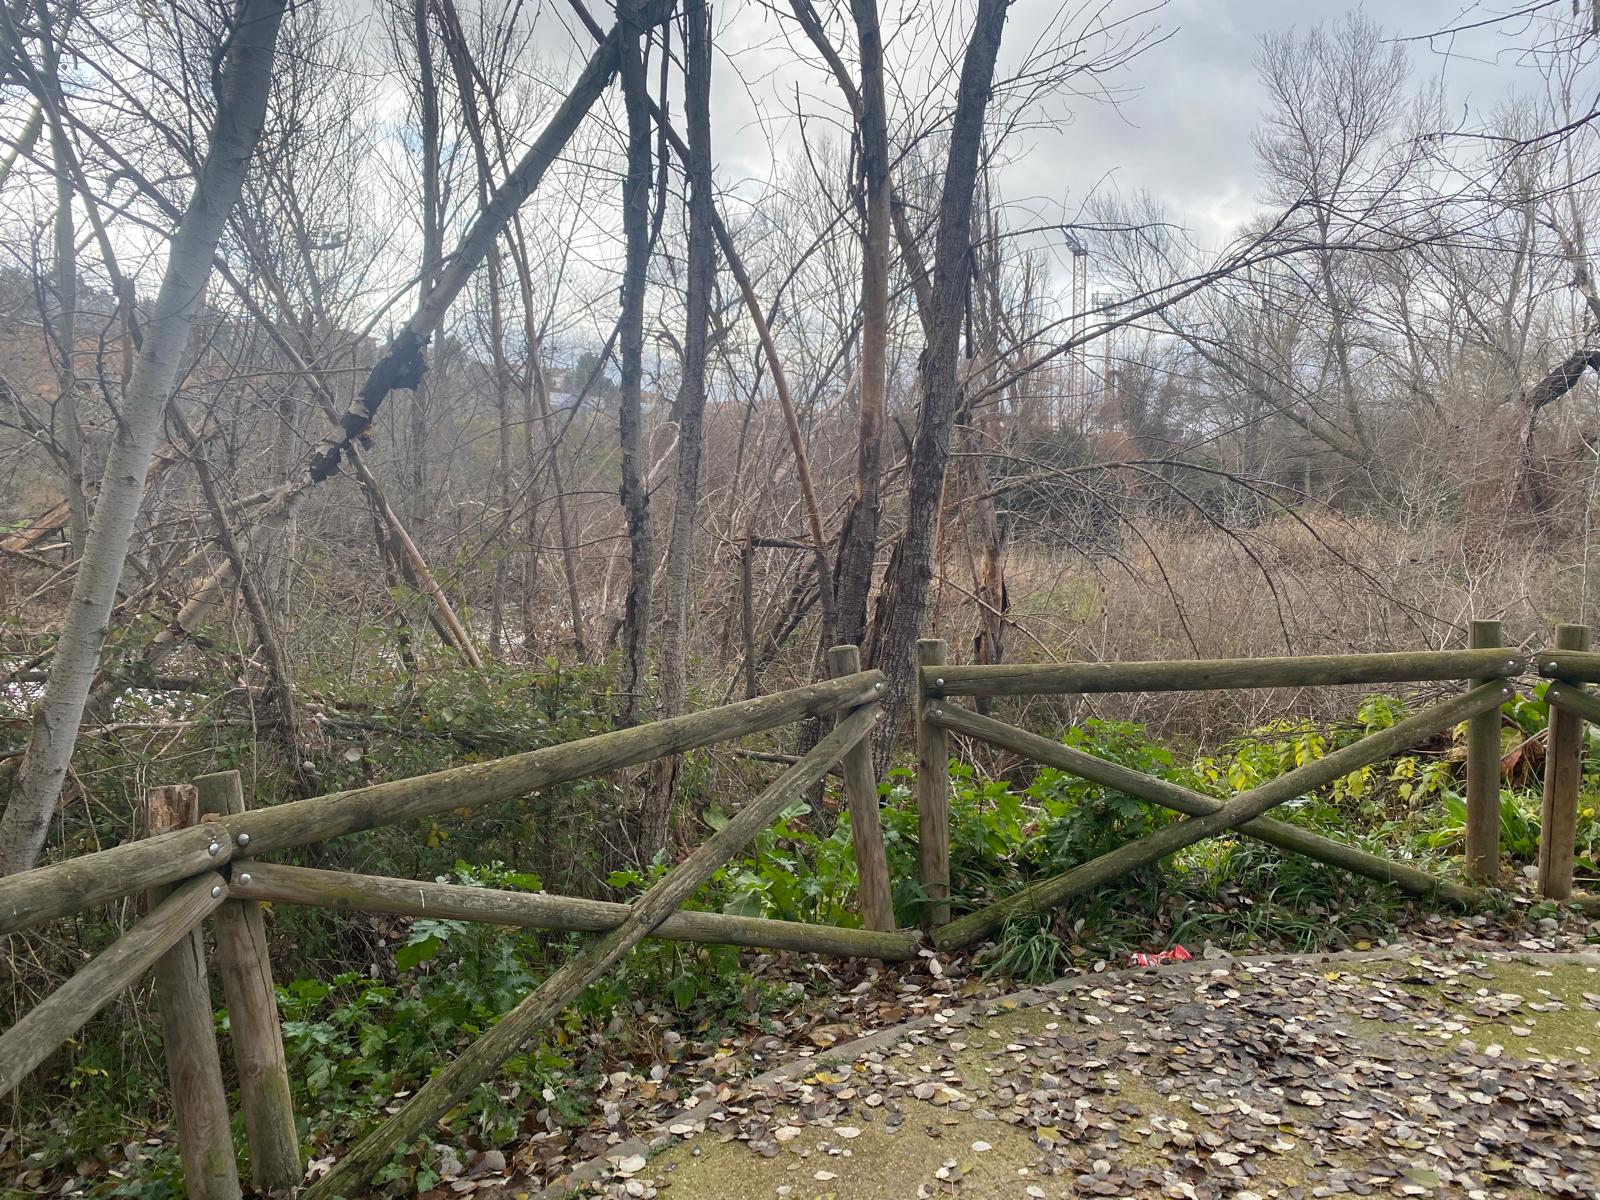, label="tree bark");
[616,10,656,730]
[643,0,715,857]
[0,0,288,875]
[866,0,1010,771]
[407,0,443,530]
[832,0,892,650]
